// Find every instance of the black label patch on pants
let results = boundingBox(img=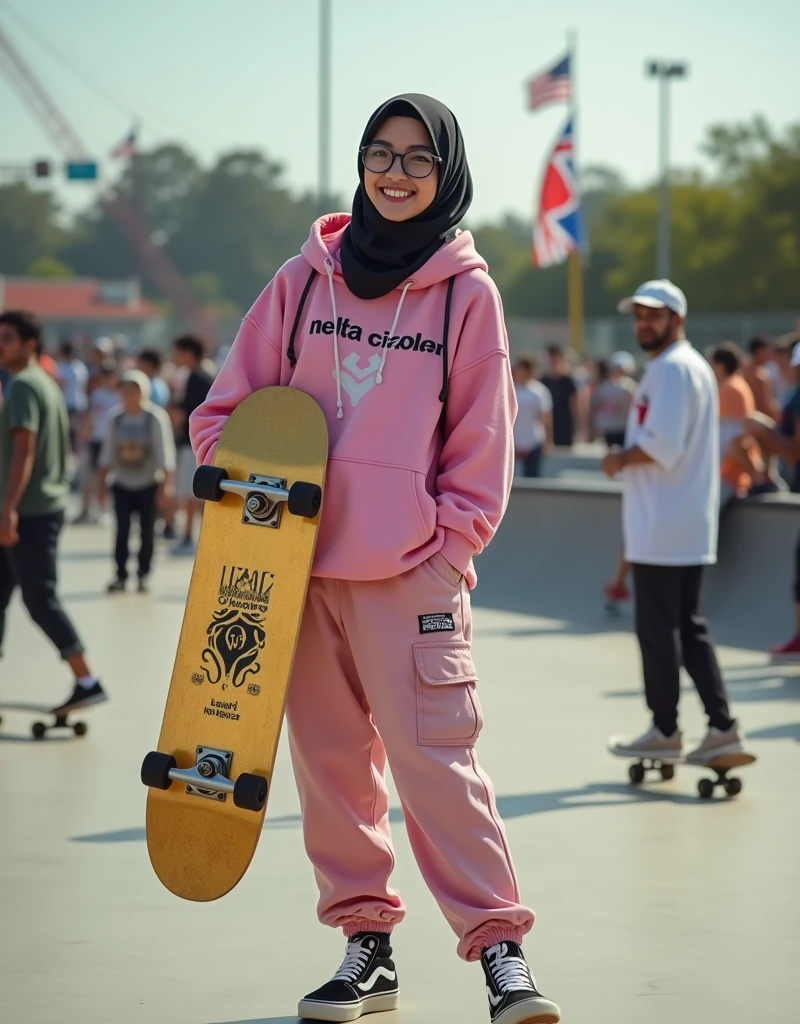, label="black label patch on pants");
[418,613,455,634]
